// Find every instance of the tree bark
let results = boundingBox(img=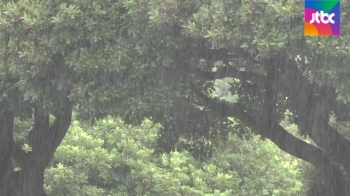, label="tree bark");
[188,48,350,181]
[0,108,15,195]
[177,39,350,194]
[194,86,349,195]
[0,92,73,196]
[279,60,350,177]
[11,168,47,196]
